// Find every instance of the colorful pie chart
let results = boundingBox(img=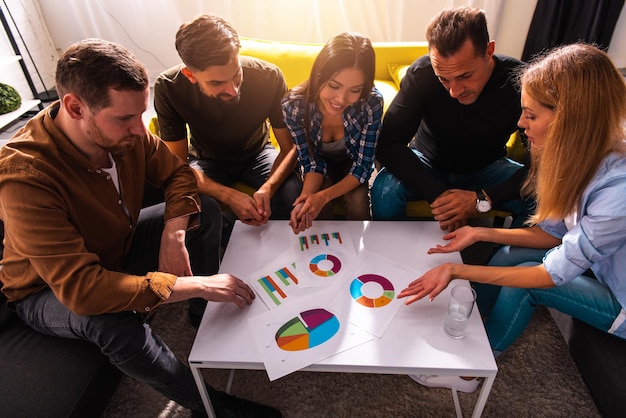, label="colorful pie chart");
[309,253,342,277]
[350,274,395,308]
[275,308,340,351]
